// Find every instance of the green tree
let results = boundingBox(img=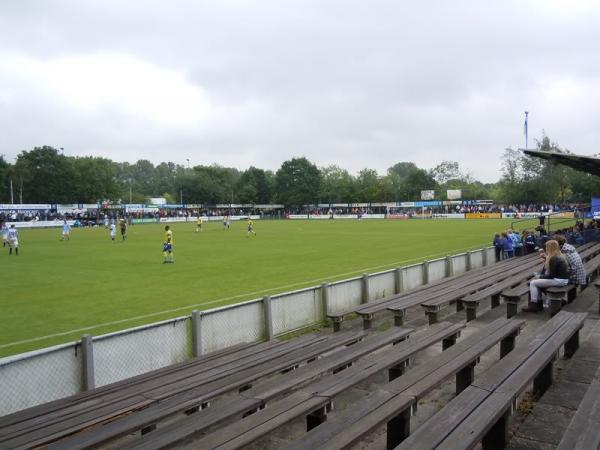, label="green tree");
[71,157,120,202]
[430,161,462,185]
[388,162,420,179]
[237,167,273,204]
[177,164,240,204]
[355,169,380,202]
[386,162,438,200]
[13,146,75,203]
[320,165,356,203]
[401,168,437,200]
[275,157,321,206]
[0,155,10,203]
